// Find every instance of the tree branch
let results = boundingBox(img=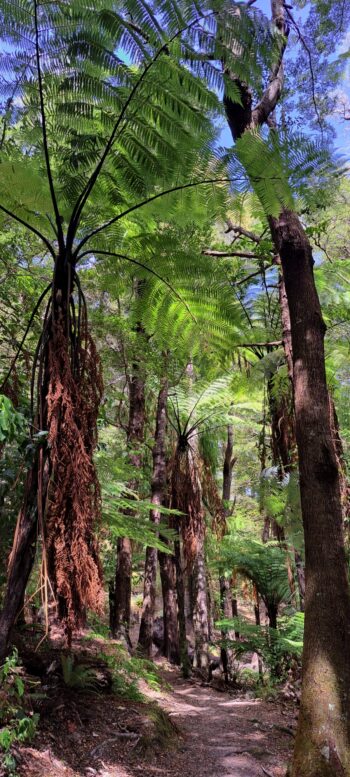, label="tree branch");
[251,0,289,128]
[202,249,261,258]
[225,220,263,243]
